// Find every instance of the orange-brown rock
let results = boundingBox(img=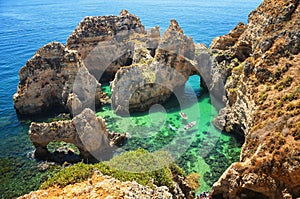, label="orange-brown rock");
[210,22,246,51]
[211,0,300,198]
[18,171,173,199]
